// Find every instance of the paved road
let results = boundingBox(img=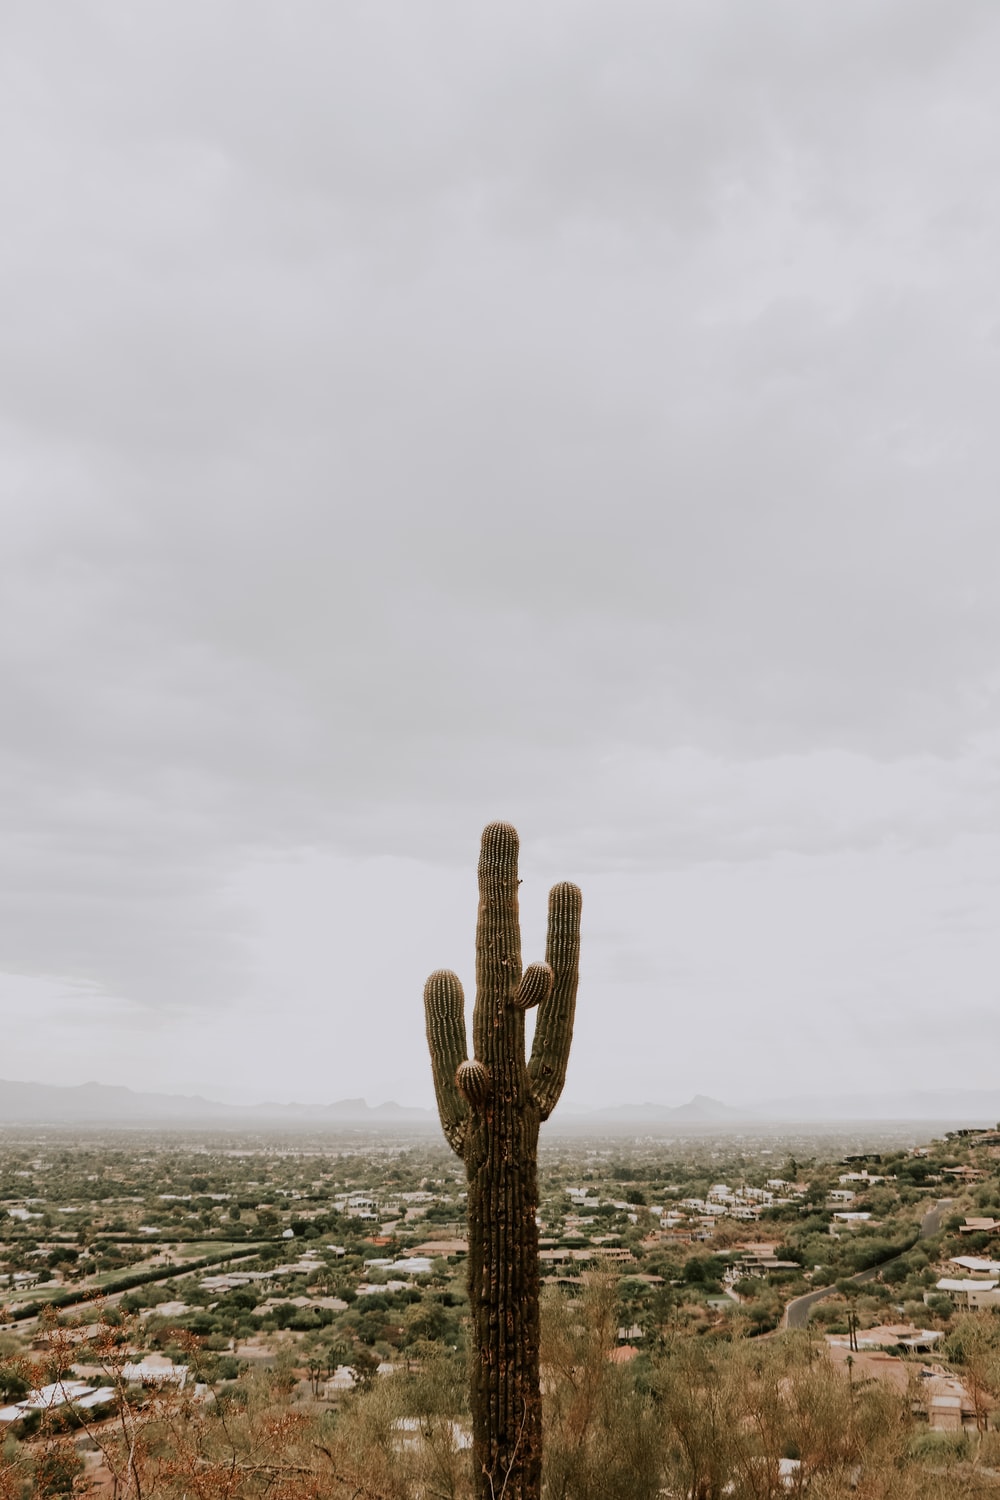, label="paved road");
[782,1198,953,1331]
[918,1198,954,1240]
[0,1243,269,1334]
